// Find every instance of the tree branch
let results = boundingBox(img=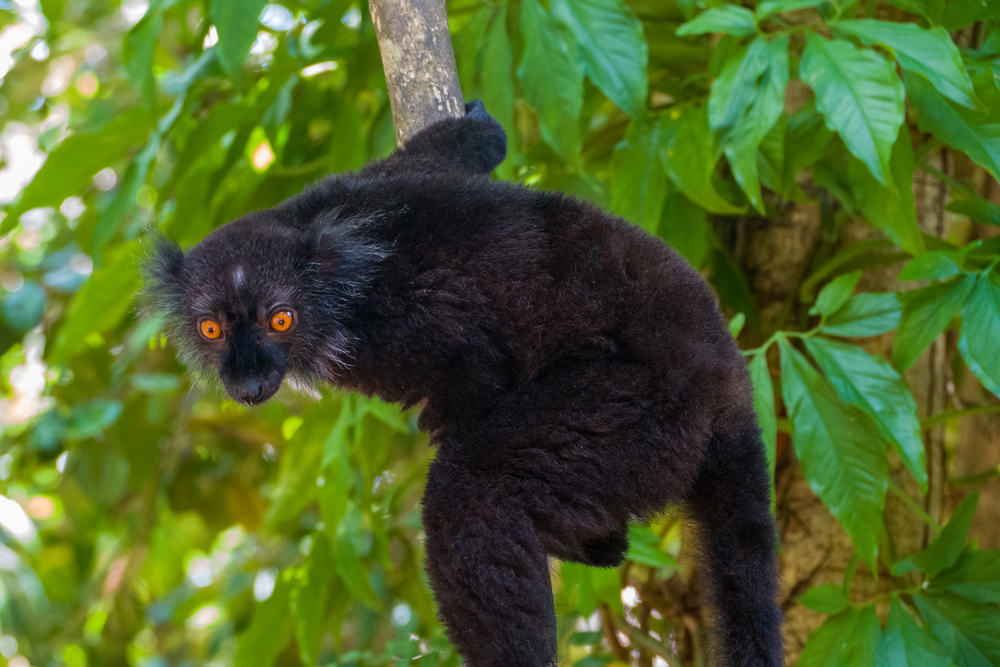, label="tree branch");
[367,0,465,144]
